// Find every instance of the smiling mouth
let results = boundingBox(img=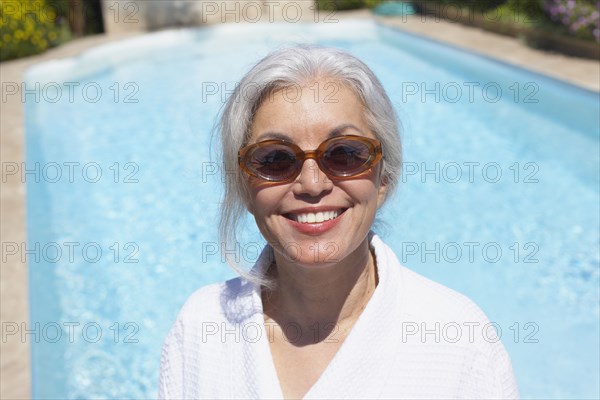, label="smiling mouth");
[284,209,347,224]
